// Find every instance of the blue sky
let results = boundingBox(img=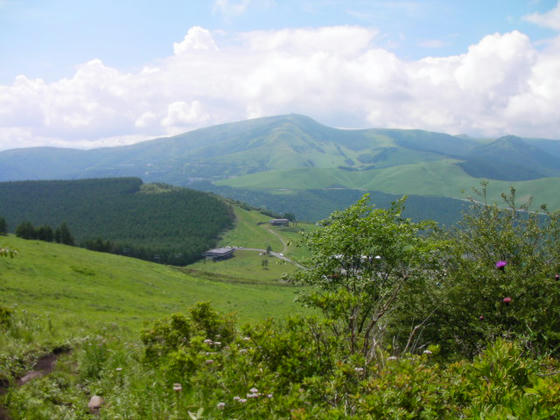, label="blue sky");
[0,0,559,149]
